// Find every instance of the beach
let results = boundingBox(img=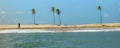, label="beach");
[0,23,120,32]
